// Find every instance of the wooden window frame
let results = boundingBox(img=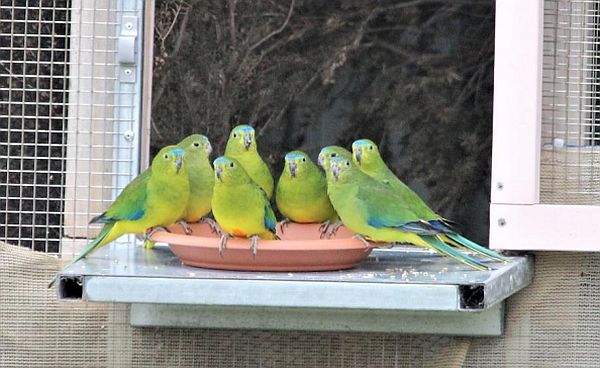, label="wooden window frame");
[490,0,600,251]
